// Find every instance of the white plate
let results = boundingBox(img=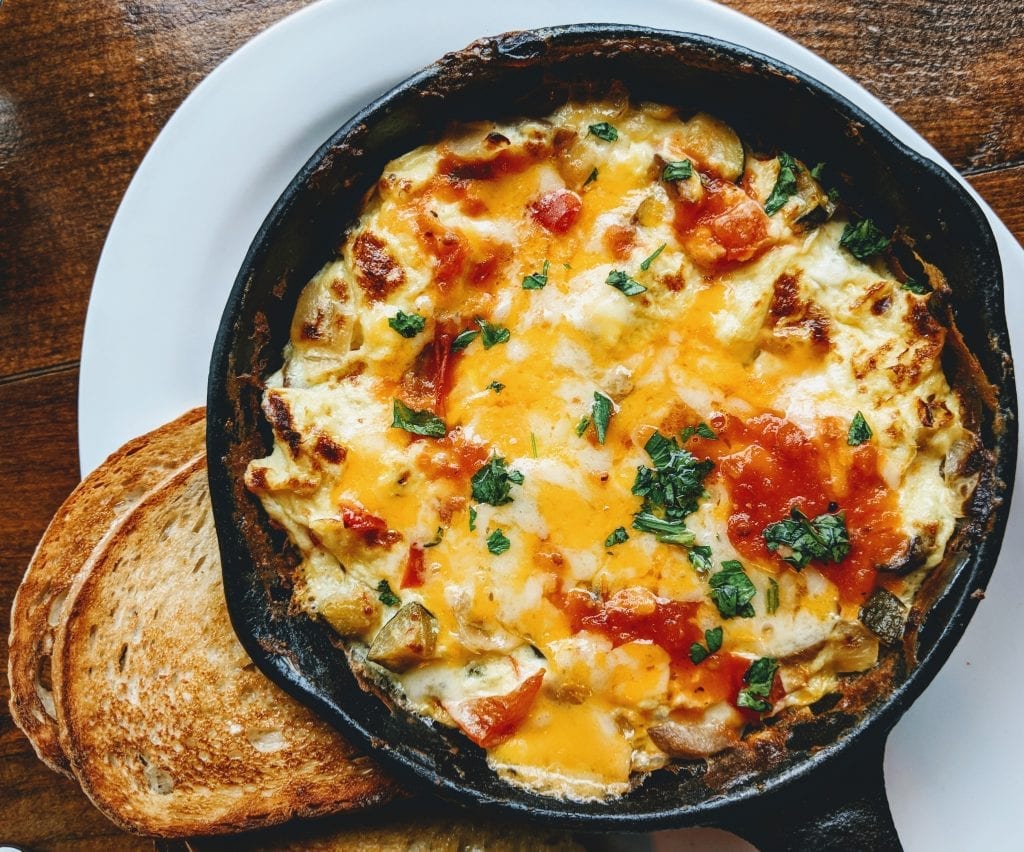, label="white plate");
[79,1,1024,848]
